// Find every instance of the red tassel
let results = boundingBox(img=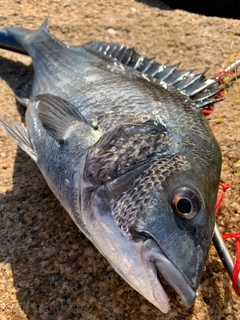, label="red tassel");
[202,107,214,115]
[215,183,231,214]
